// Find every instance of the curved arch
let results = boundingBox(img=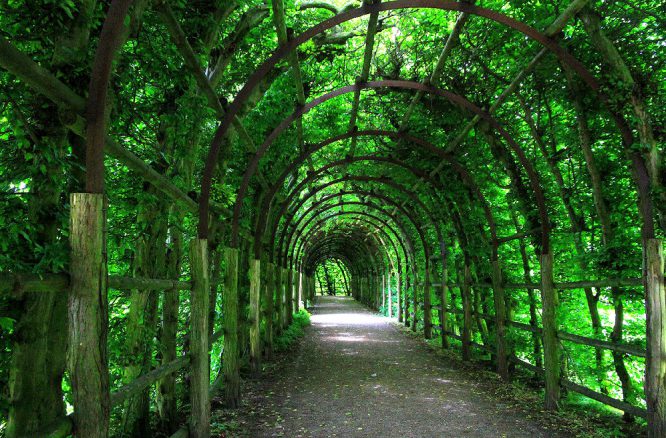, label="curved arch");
[275,176,439,267]
[197,0,643,240]
[231,81,548,251]
[253,131,499,258]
